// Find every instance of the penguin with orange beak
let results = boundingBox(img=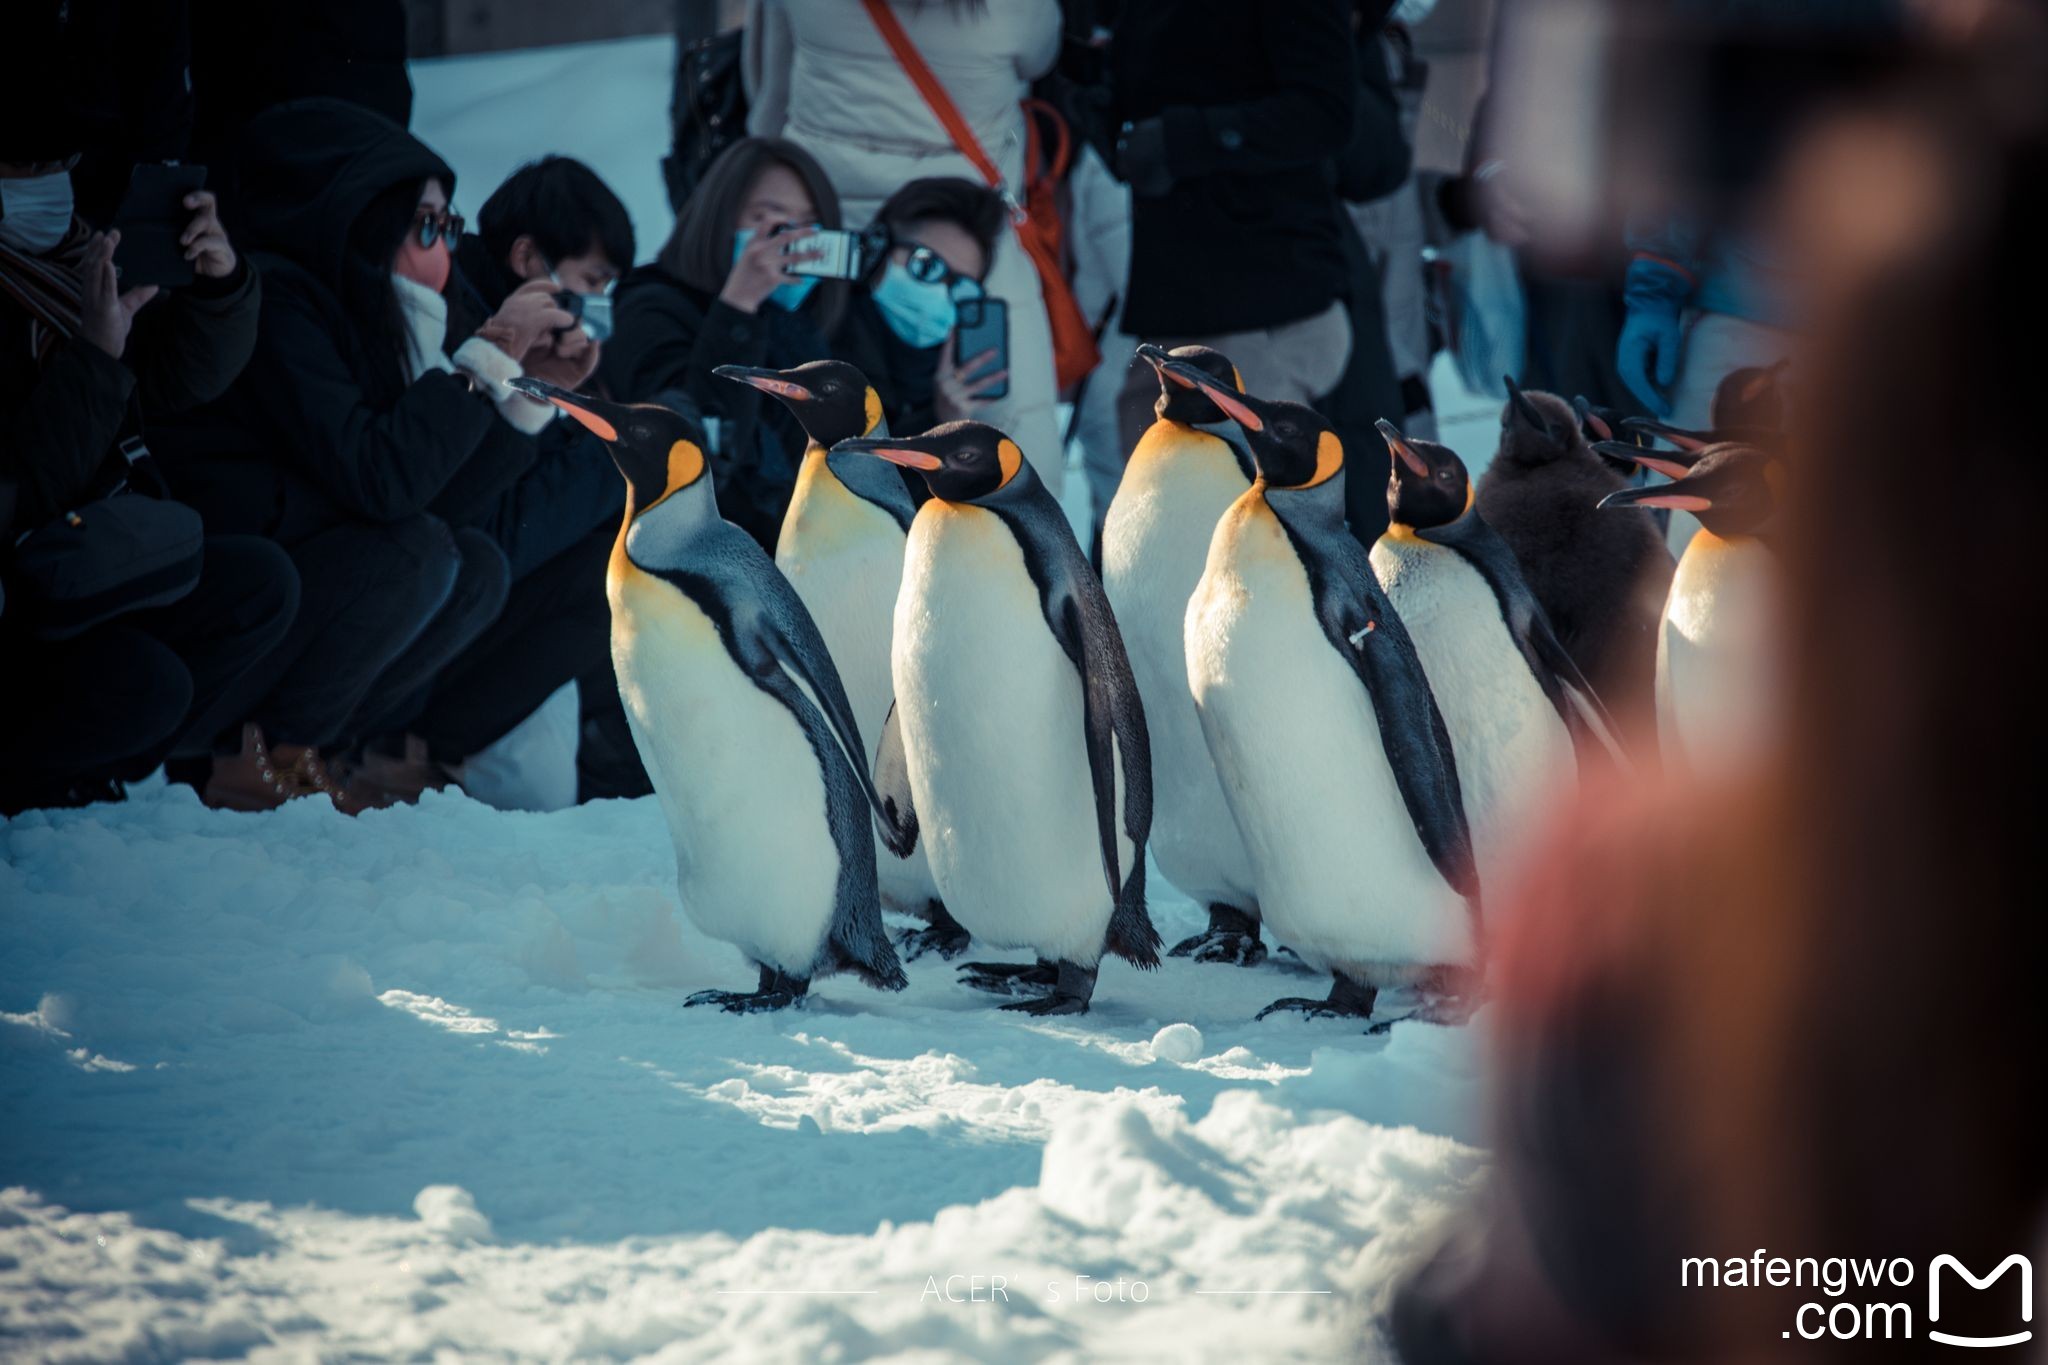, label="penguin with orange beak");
[1598,442,1785,772]
[508,376,908,1011]
[714,360,968,962]
[1157,358,1479,1029]
[832,420,1161,1015]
